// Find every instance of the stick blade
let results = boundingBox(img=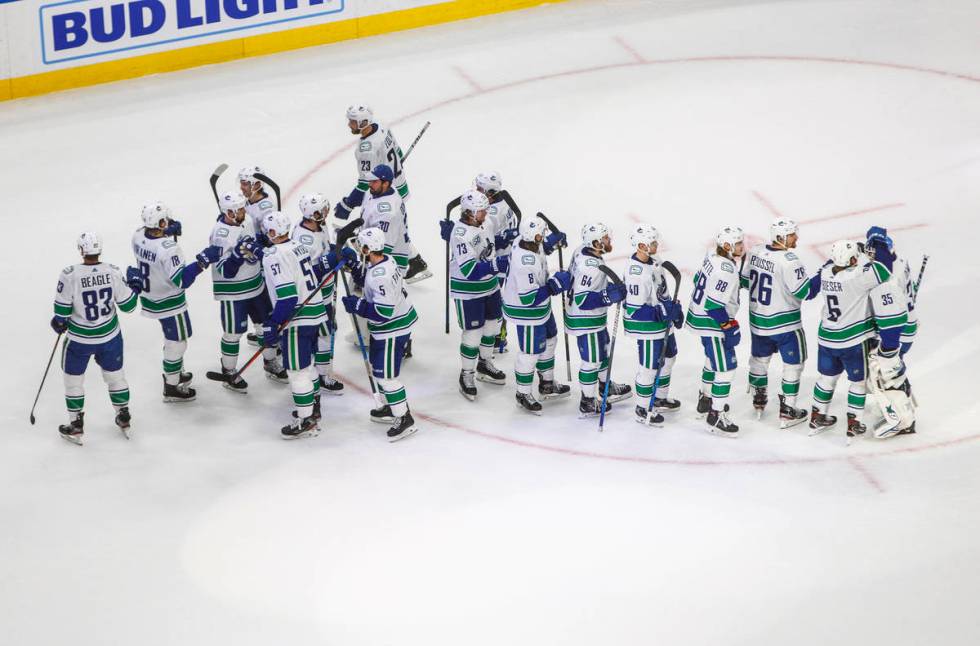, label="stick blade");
[29,413,36,425]
[211,163,229,179]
